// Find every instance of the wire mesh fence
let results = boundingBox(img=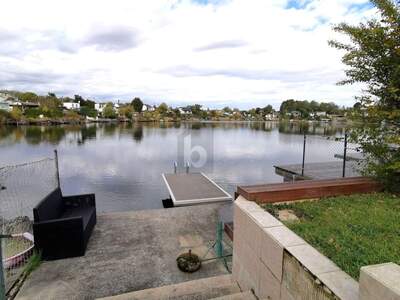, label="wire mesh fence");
[301,133,362,180]
[0,153,59,298]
